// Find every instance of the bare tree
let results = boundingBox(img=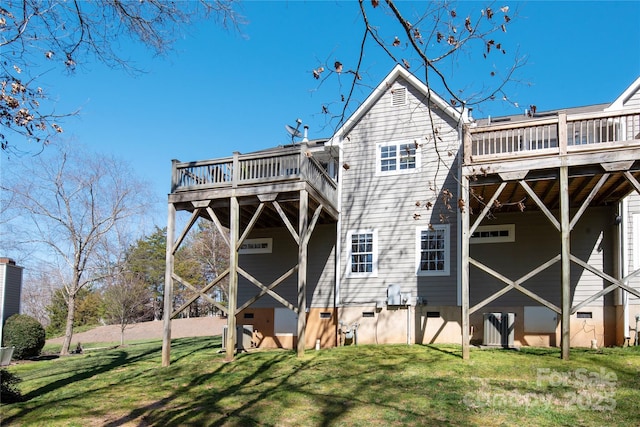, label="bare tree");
[311,0,526,217]
[1,143,152,355]
[98,218,154,344]
[315,0,524,131]
[20,266,60,327]
[188,221,230,312]
[102,271,152,346]
[124,227,168,321]
[0,0,243,153]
